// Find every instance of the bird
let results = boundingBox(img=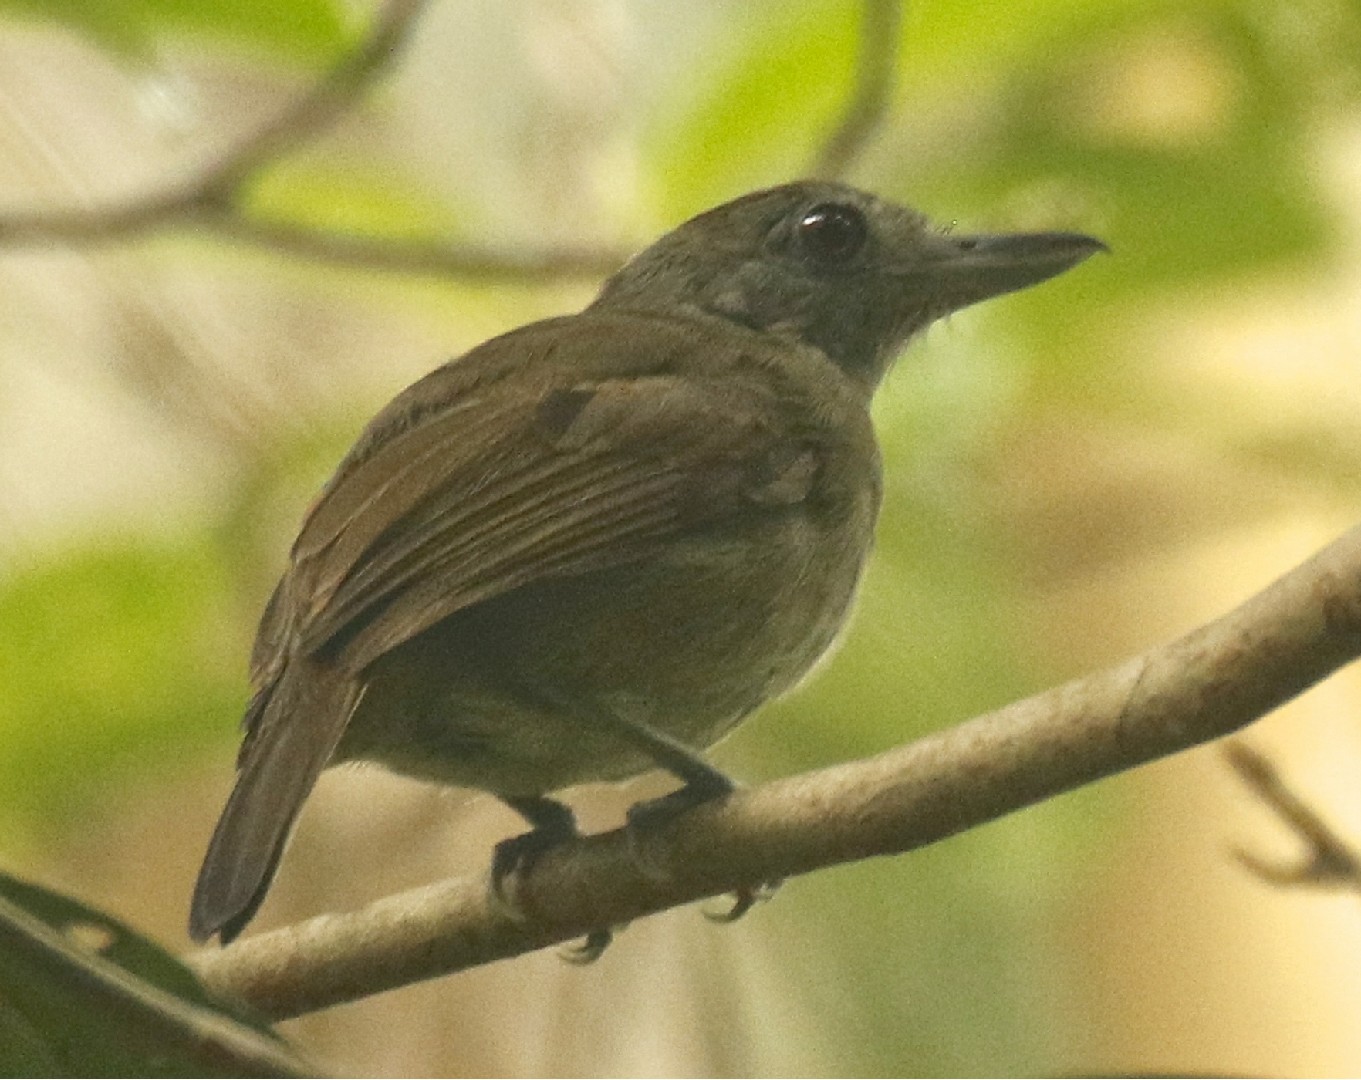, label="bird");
[189,179,1103,945]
